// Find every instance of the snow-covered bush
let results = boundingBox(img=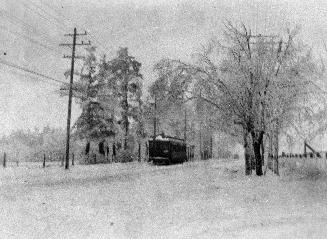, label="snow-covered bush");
[283,158,326,180]
[116,150,136,163]
[79,152,109,165]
